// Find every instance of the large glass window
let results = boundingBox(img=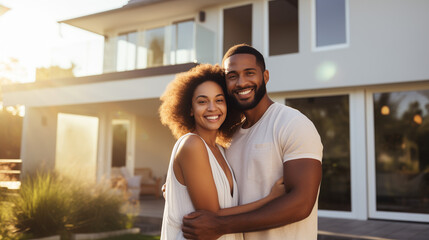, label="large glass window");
[223,4,252,54]
[286,95,351,211]
[111,21,216,71]
[138,27,165,68]
[173,20,194,64]
[269,0,298,55]
[315,0,347,48]
[373,90,429,214]
[116,31,137,71]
